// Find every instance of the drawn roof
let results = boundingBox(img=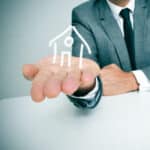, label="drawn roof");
[49,25,92,54]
